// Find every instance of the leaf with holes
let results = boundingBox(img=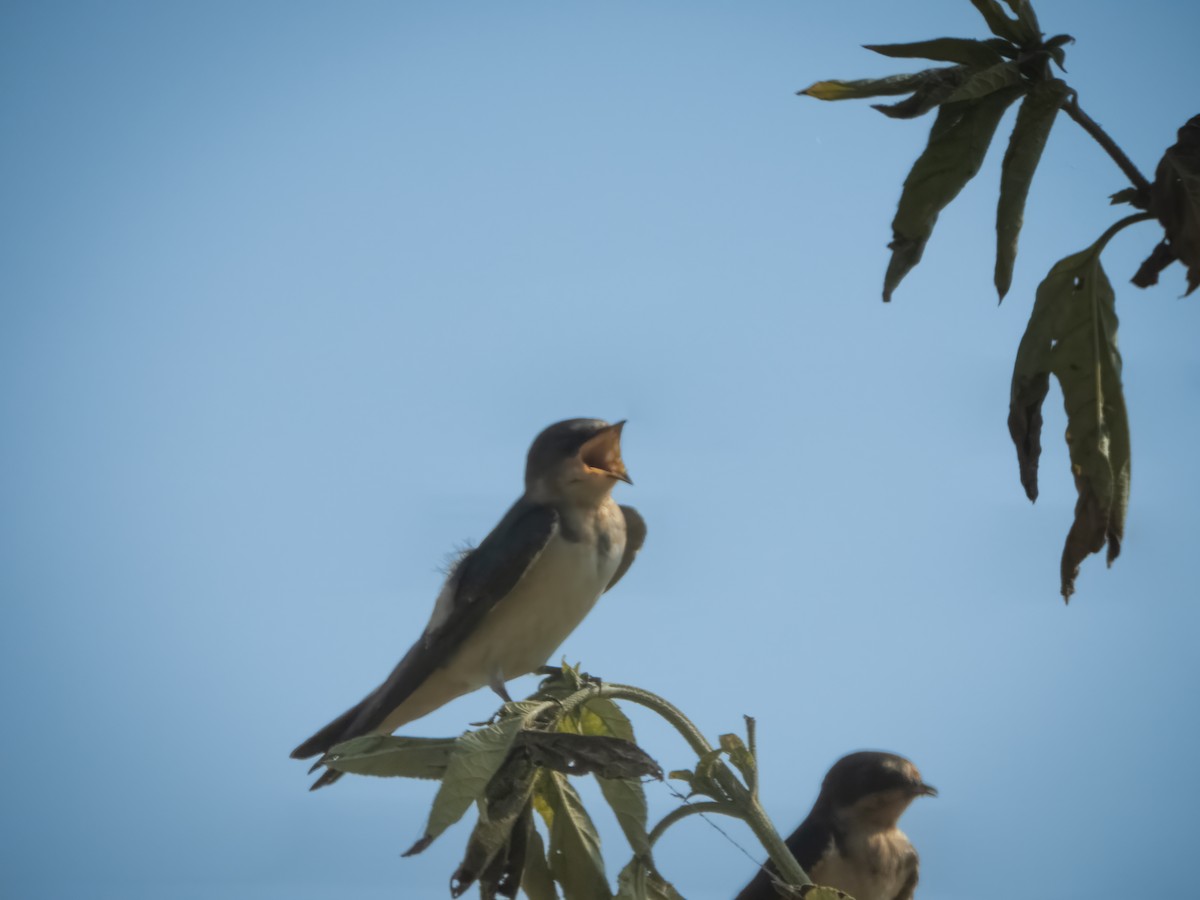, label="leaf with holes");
[520,732,662,782]
[450,754,538,898]
[885,85,1026,300]
[1008,238,1130,600]
[995,77,1069,298]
